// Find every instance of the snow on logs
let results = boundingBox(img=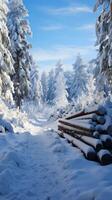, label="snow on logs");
[62,133,97,161]
[59,119,95,133]
[58,124,103,151]
[58,105,112,165]
[59,106,112,137]
[65,106,107,120]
